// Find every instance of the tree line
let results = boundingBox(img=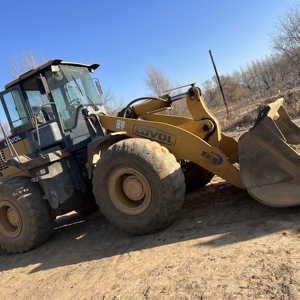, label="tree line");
[146,2,300,114]
[202,52,300,110]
